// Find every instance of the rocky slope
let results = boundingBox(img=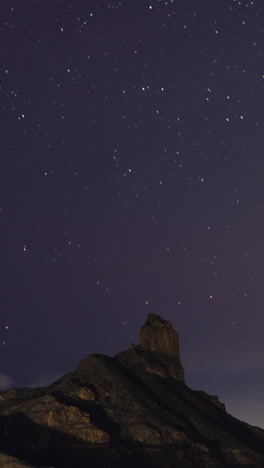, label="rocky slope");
[0,313,264,467]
